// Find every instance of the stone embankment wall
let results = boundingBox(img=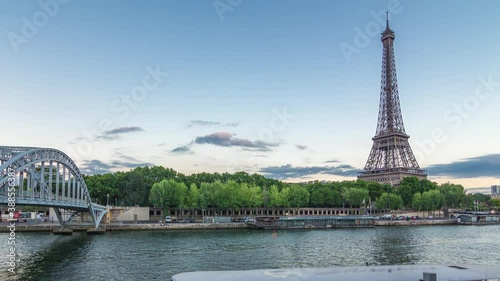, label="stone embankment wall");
[0,223,249,232]
[375,219,456,226]
[1,220,461,233]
